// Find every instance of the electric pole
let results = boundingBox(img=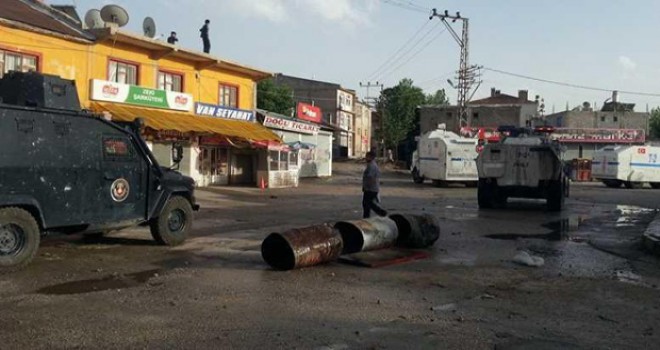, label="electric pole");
[429,9,480,130]
[359,81,384,109]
